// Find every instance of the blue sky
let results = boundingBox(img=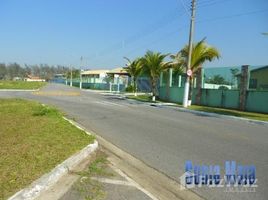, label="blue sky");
[0,0,267,69]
